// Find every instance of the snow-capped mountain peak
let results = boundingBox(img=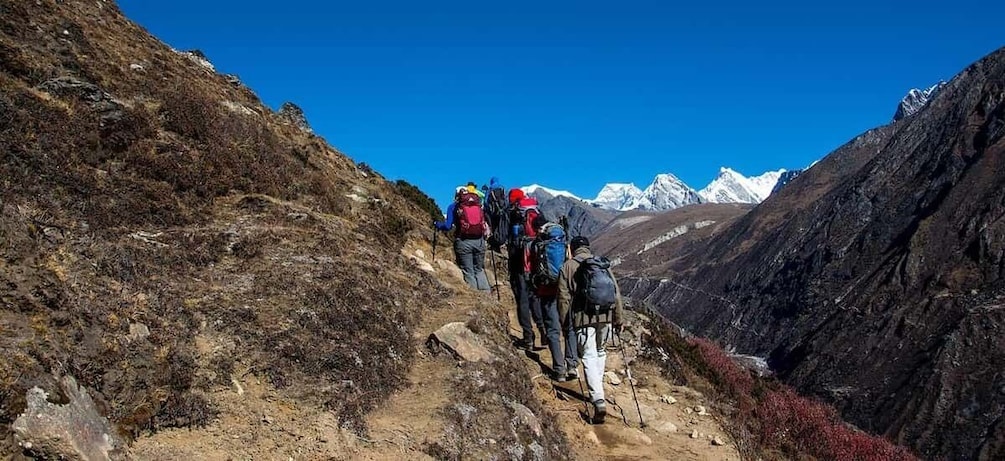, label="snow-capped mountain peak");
[893,81,946,121]
[629,173,702,211]
[591,183,643,211]
[521,184,584,202]
[698,167,786,204]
